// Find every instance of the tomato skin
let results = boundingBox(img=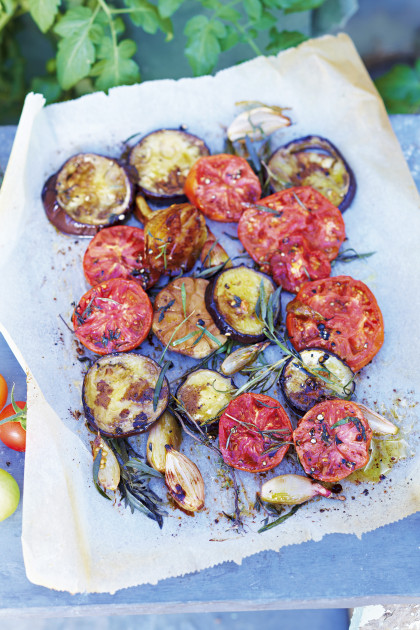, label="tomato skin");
[0,401,26,452]
[72,278,153,355]
[219,393,292,473]
[0,374,7,411]
[286,275,385,372]
[237,186,346,270]
[293,399,372,482]
[83,225,160,290]
[184,154,261,222]
[270,234,331,293]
